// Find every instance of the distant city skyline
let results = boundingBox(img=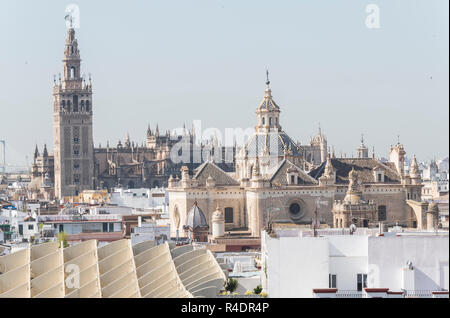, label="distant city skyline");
[0,0,448,168]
